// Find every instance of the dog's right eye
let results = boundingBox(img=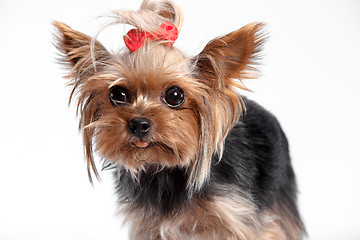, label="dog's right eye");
[109,86,130,106]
